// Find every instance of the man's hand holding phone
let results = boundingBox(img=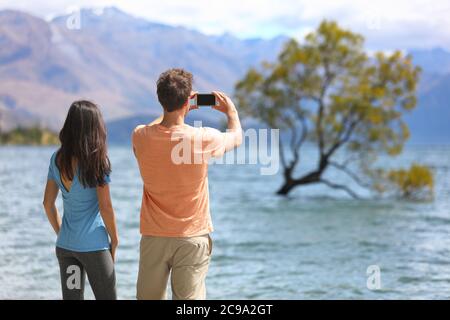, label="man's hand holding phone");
[188,91,199,112]
[190,91,242,150]
[212,91,237,116]
[189,91,237,116]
